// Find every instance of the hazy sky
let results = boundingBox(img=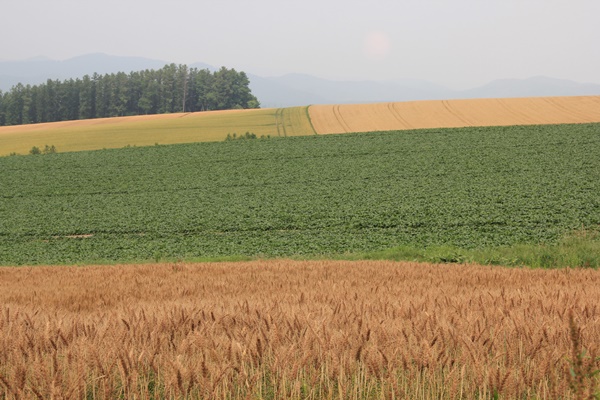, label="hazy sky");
[2,0,599,89]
